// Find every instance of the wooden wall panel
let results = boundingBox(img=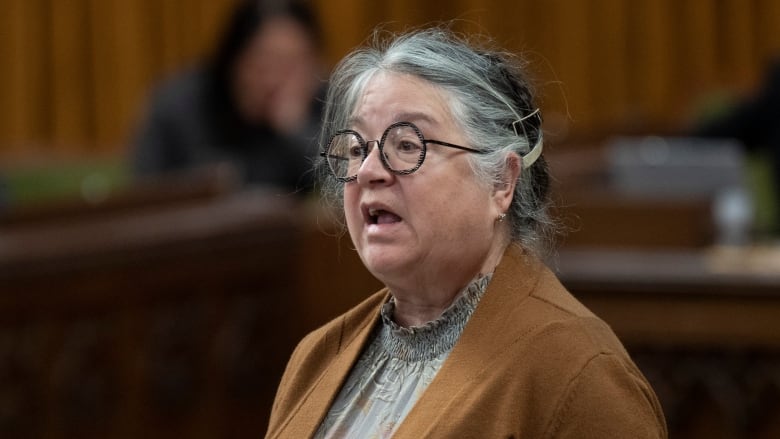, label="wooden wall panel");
[0,2,15,149]
[311,0,374,66]
[590,0,629,129]
[49,0,93,152]
[679,1,718,99]
[756,0,780,61]
[721,0,756,89]
[548,0,594,129]
[625,0,675,125]
[1,0,779,160]
[3,0,49,152]
[89,0,124,151]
